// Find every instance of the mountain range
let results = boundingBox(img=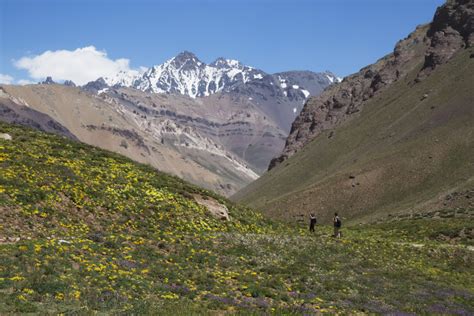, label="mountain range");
[84,51,340,132]
[85,51,340,101]
[0,53,340,195]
